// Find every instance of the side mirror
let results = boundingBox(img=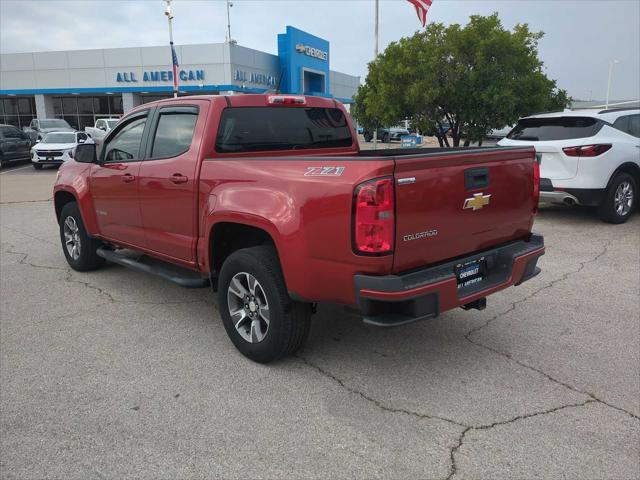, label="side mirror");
[35,139,40,144]
[78,138,86,144]
[75,143,97,164]
[98,125,107,131]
